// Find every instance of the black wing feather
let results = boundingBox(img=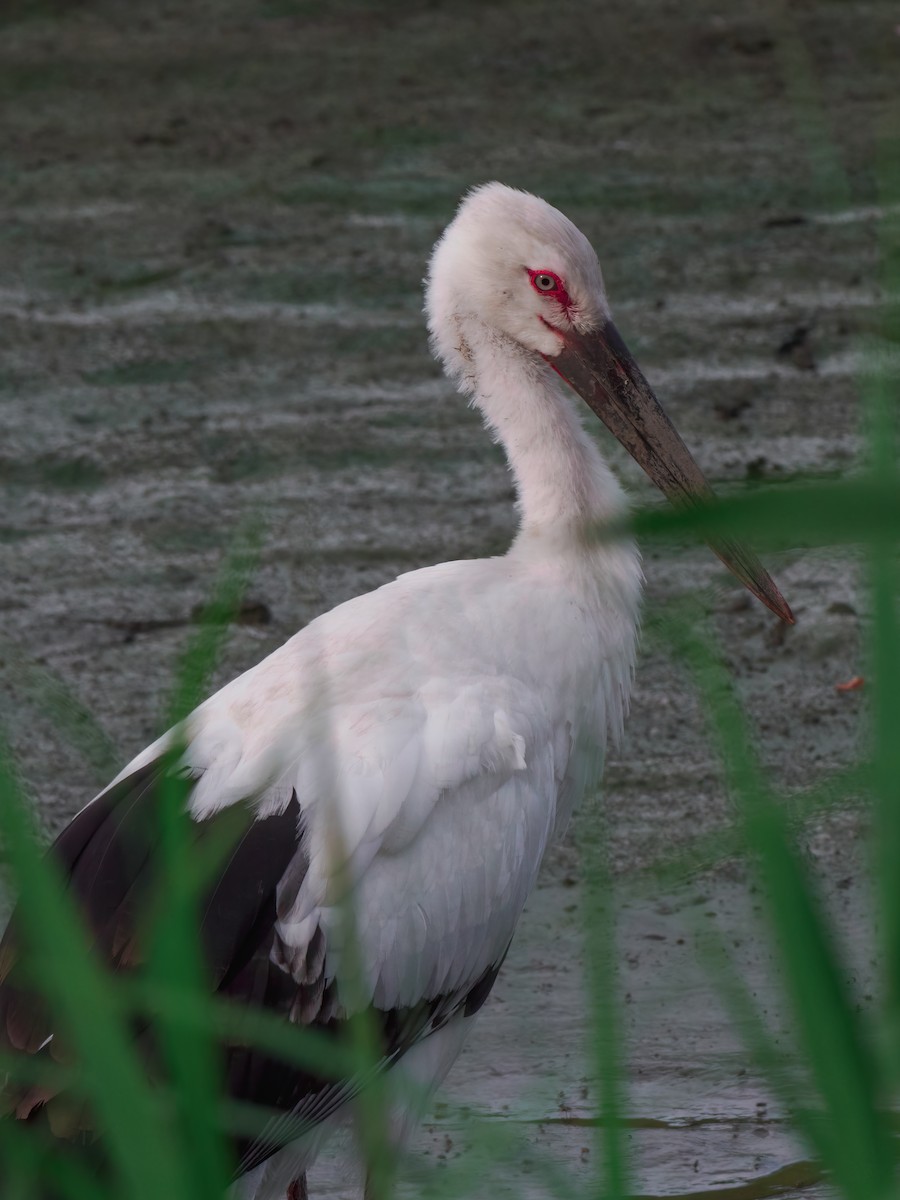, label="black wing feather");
[0,760,505,1182]
[0,766,302,1130]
